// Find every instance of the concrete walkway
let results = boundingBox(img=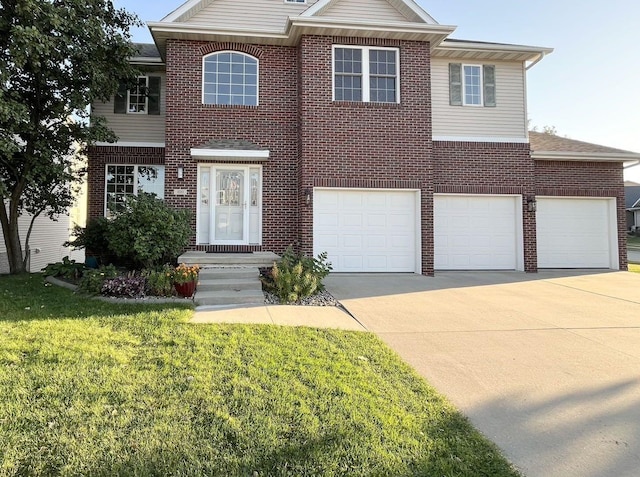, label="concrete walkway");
[192,304,366,331]
[325,271,640,477]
